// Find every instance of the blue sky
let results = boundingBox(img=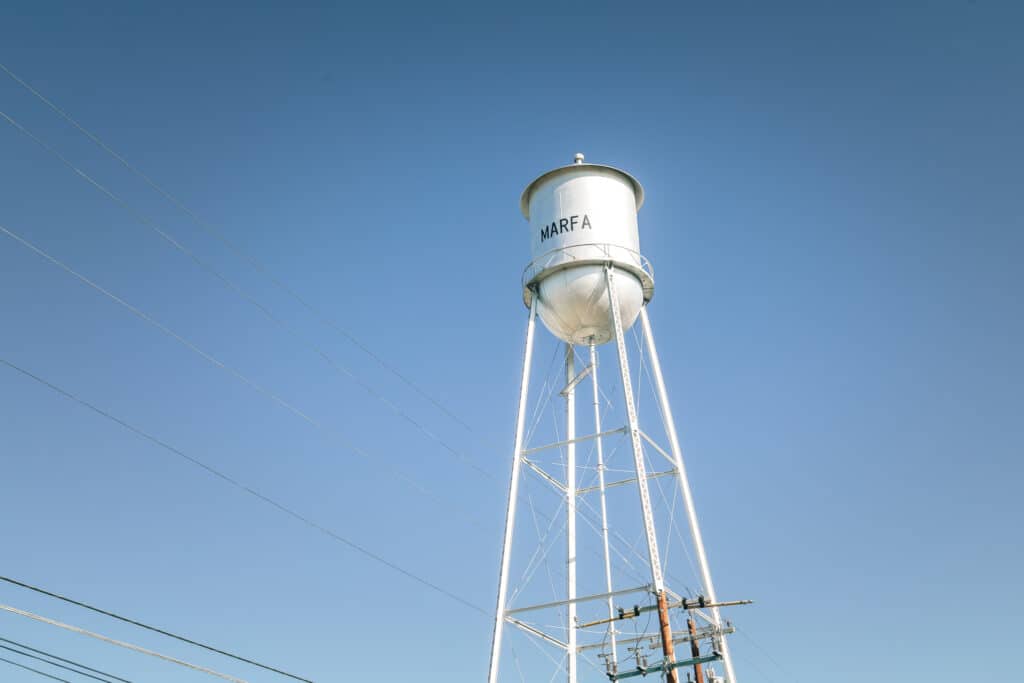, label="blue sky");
[1,1,1021,681]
